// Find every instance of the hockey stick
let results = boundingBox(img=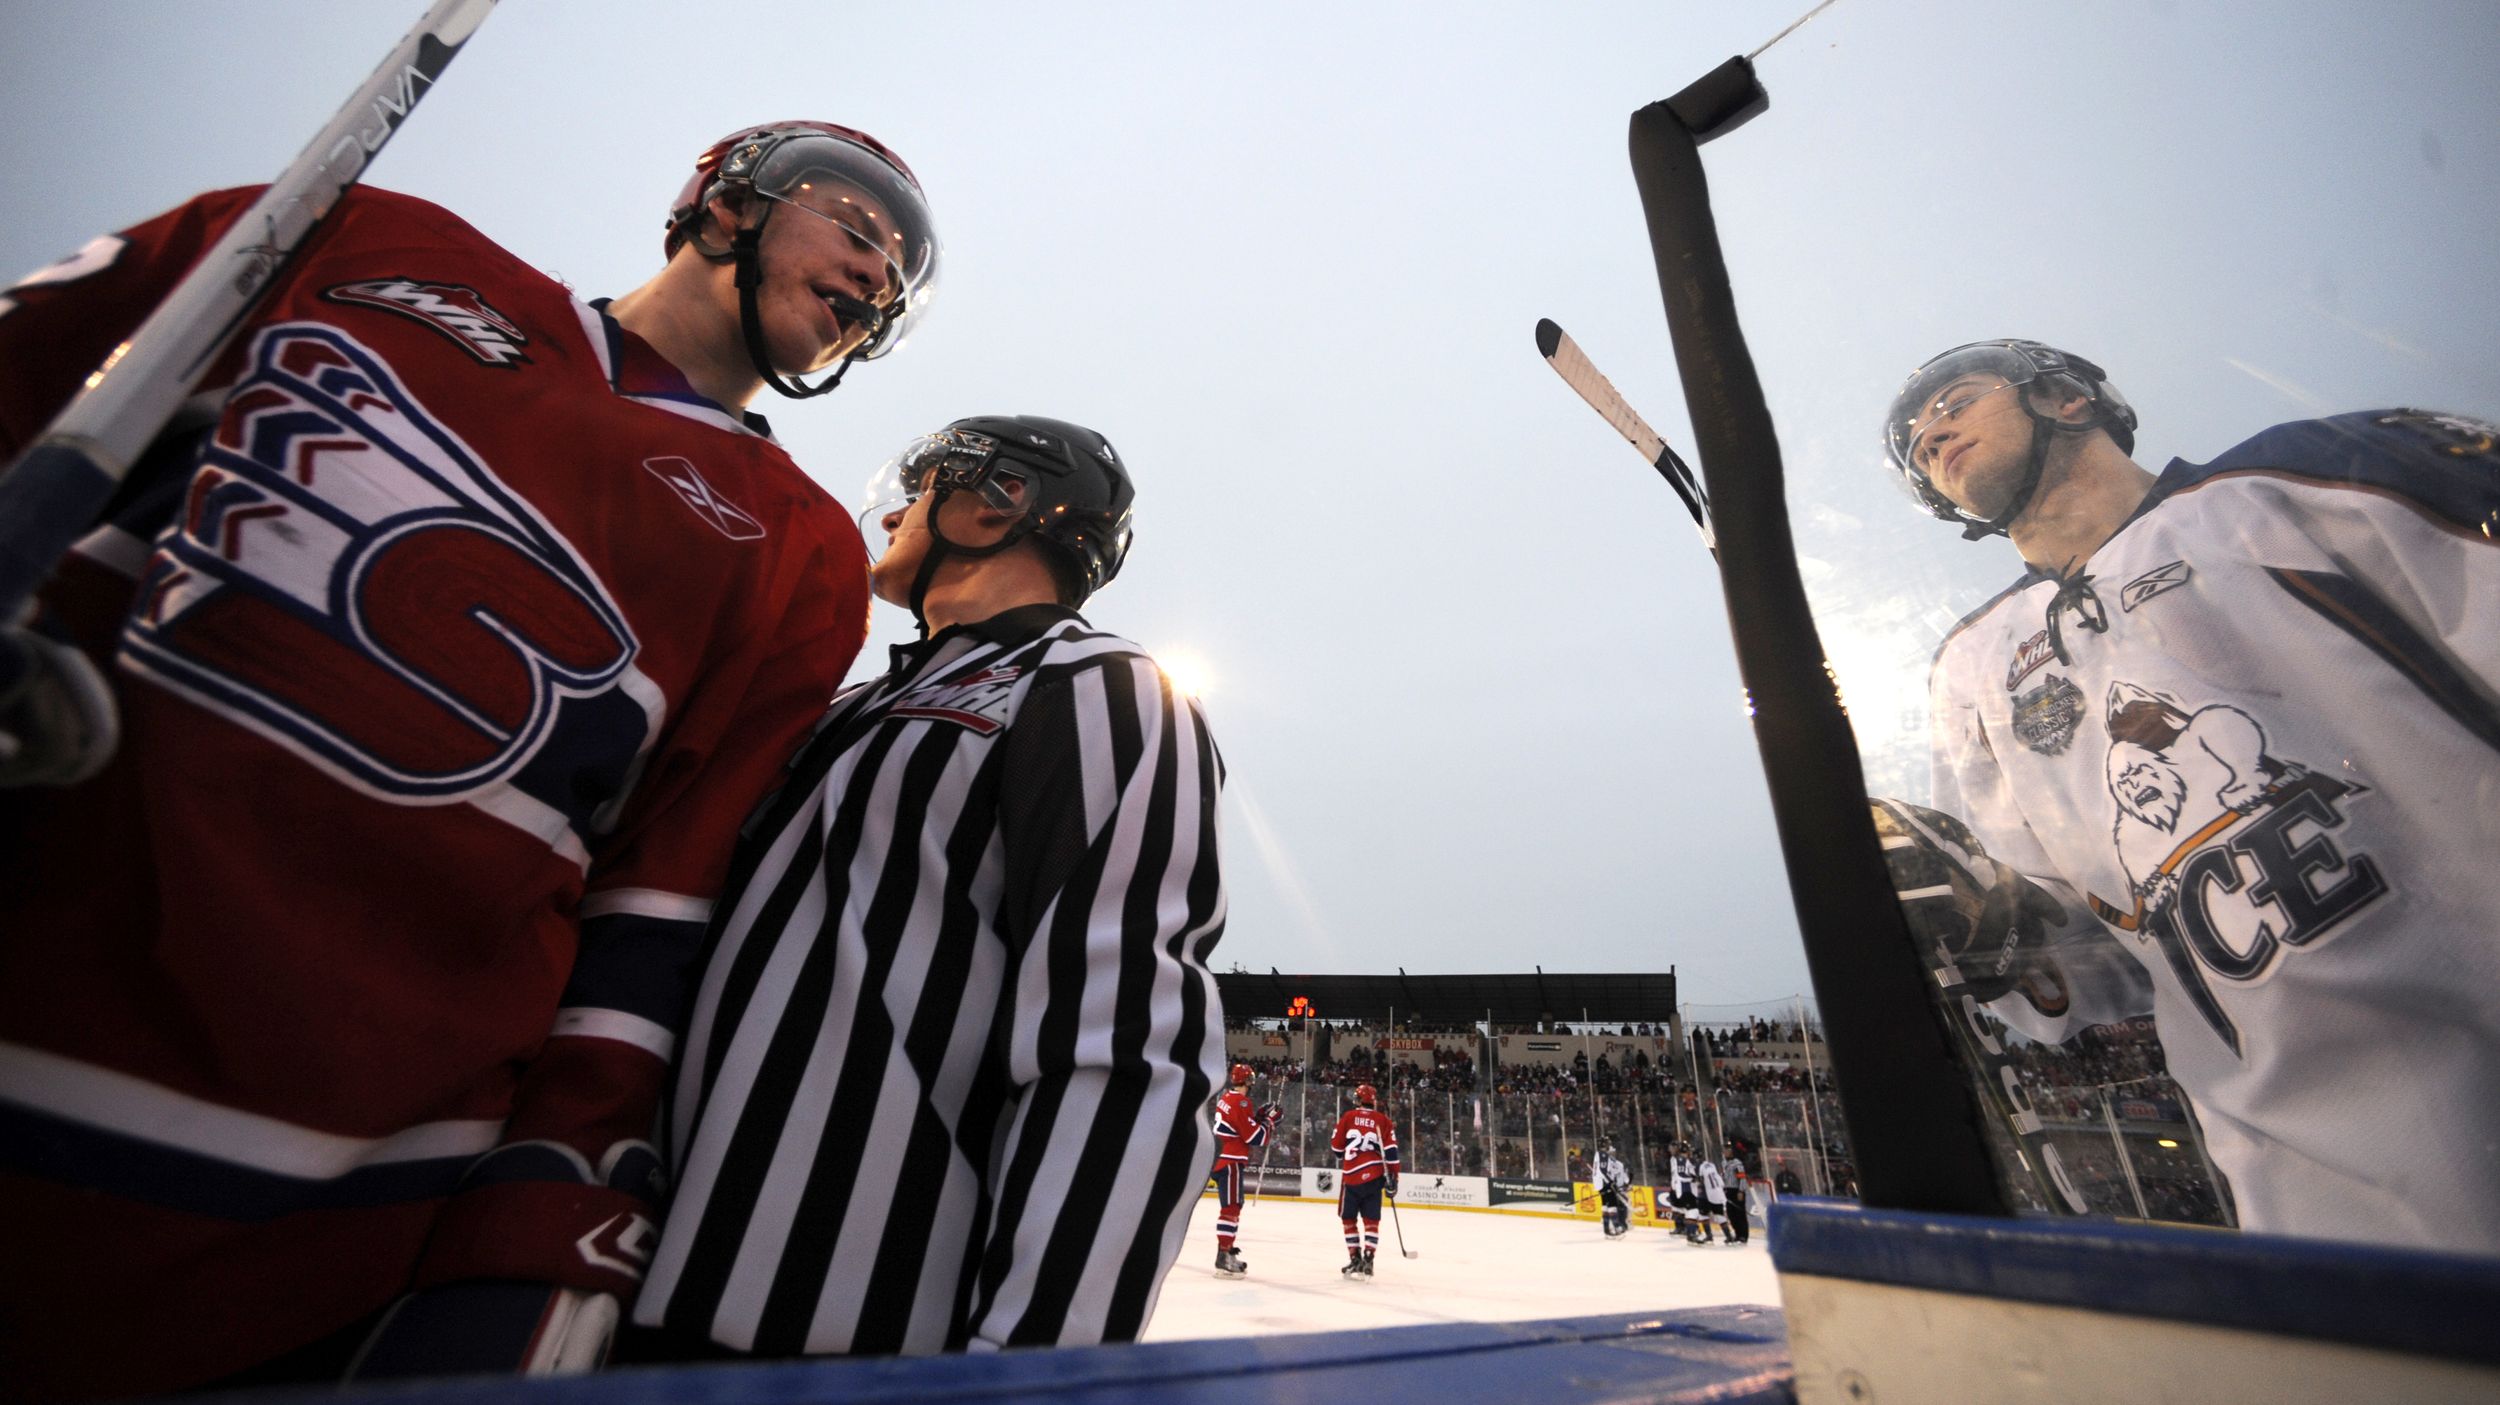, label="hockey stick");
[1241,1125,1281,1214]
[0,0,500,623]
[1384,1187,1418,1259]
[1534,317,1716,558]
